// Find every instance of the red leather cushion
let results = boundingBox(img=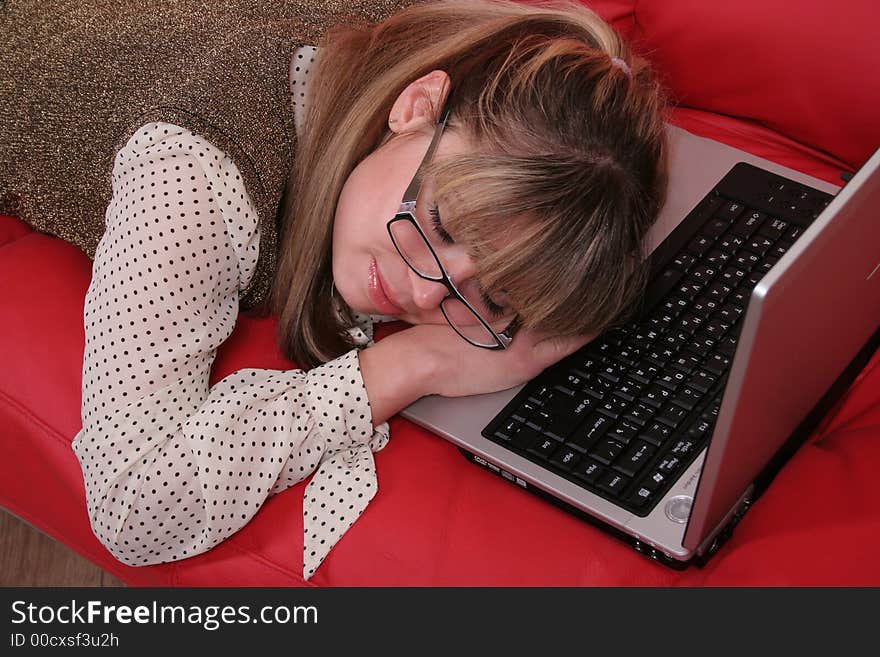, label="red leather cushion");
[631,0,880,171]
